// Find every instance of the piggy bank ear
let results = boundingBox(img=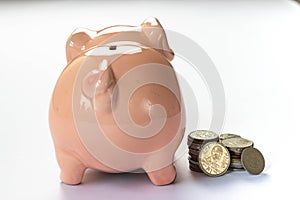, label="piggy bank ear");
[66,28,95,63]
[82,67,116,99]
[141,17,174,61]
